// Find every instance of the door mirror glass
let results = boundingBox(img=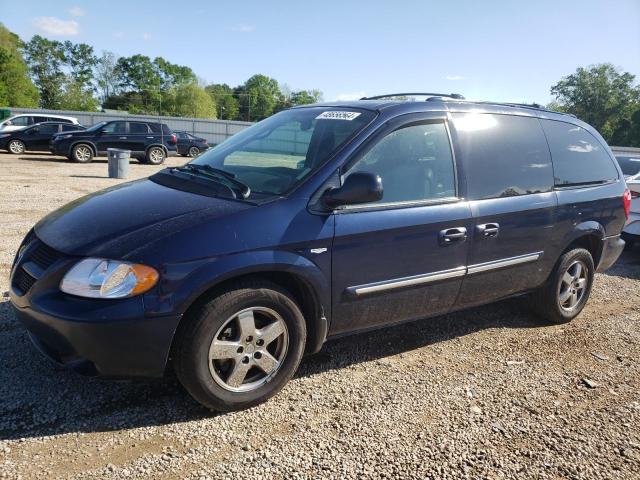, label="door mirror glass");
[322,172,383,208]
